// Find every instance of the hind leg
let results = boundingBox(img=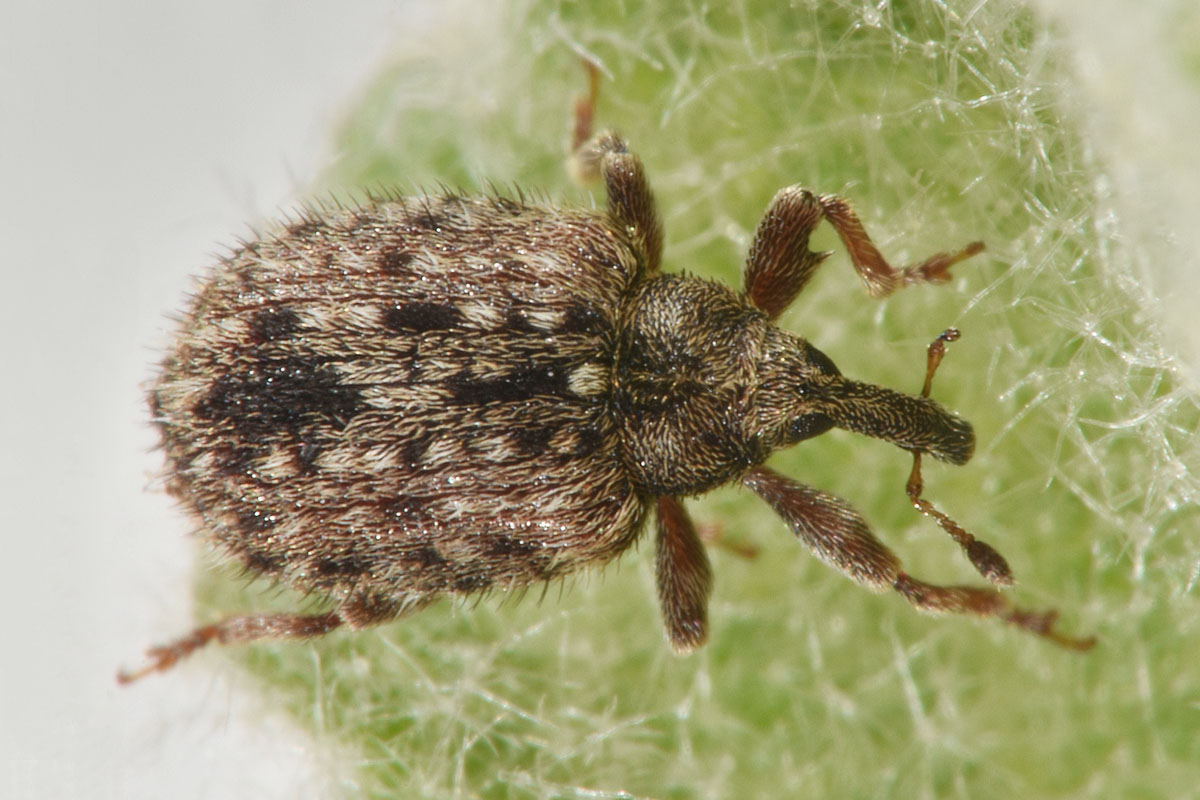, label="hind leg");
[117,592,413,684]
[117,611,343,684]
